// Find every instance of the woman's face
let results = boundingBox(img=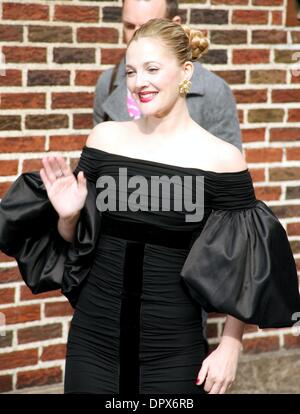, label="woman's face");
[125,37,188,118]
